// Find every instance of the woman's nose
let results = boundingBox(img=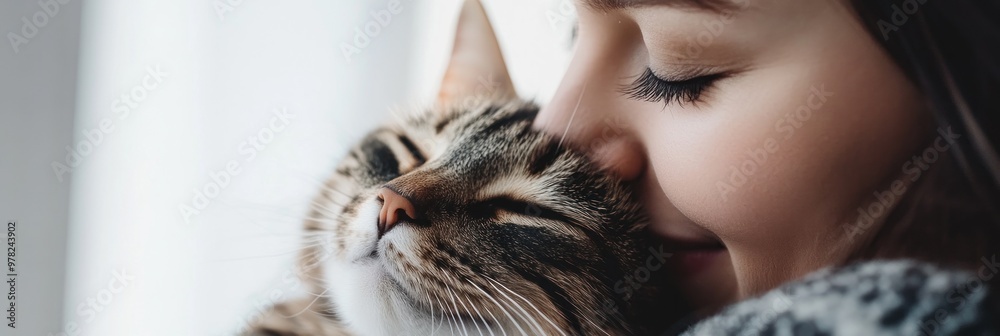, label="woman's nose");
[592,137,647,182]
[534,60,647,182]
